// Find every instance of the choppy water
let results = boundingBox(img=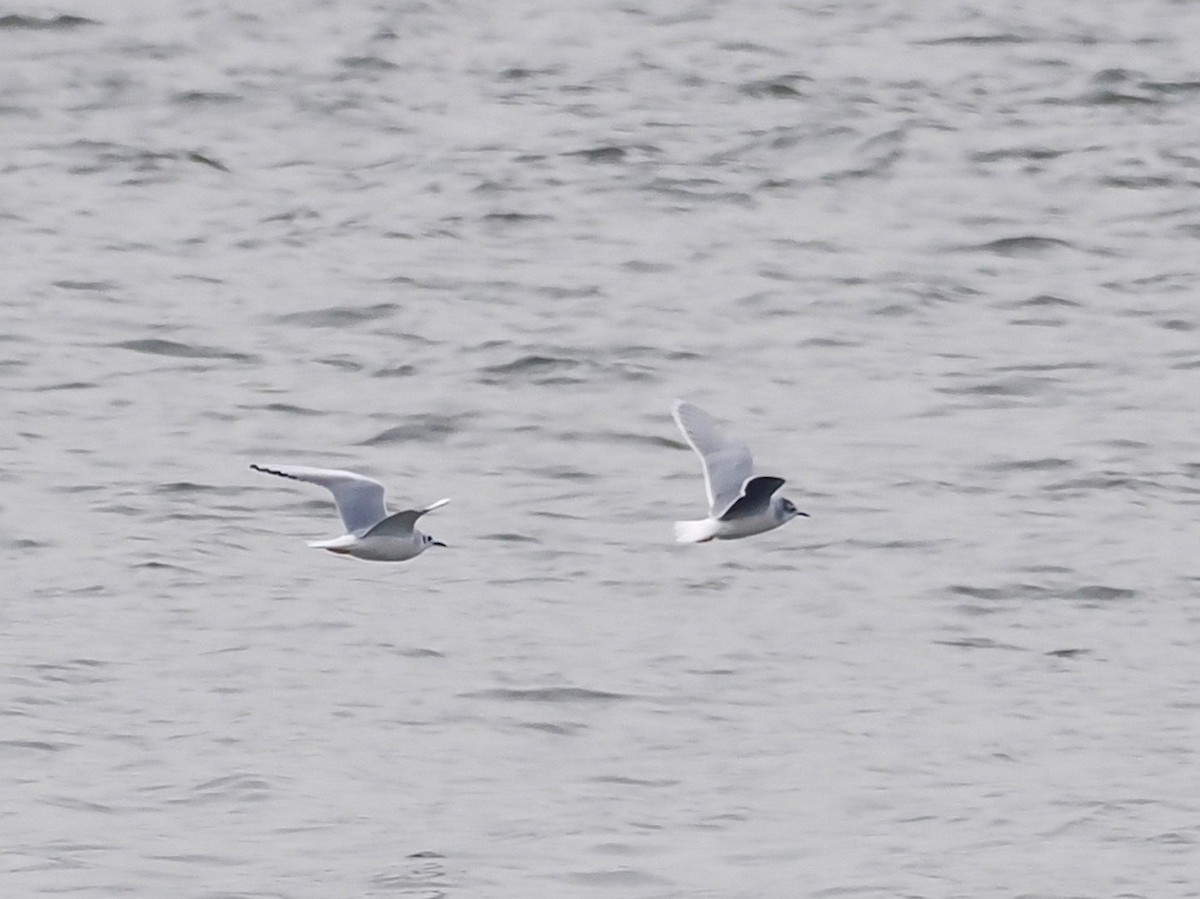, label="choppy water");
[4,2,1200,896]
